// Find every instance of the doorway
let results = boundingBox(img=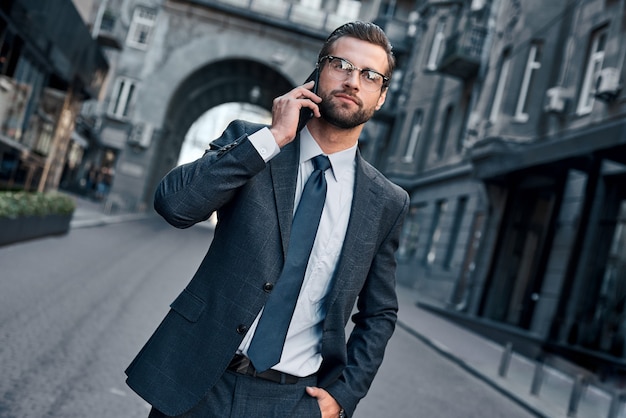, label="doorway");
[482,180,558,328]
